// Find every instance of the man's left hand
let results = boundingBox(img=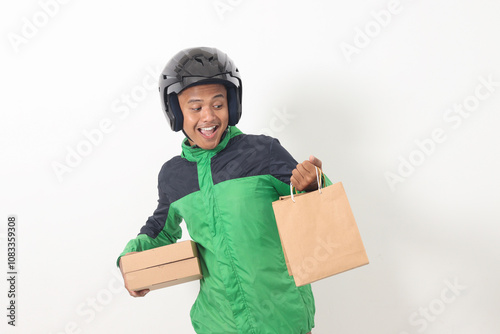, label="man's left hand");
[291,155,323,192]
